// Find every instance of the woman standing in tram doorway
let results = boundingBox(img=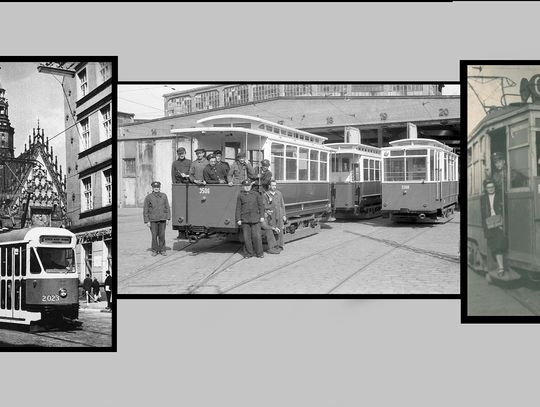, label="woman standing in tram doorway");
[480,179,507,277]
